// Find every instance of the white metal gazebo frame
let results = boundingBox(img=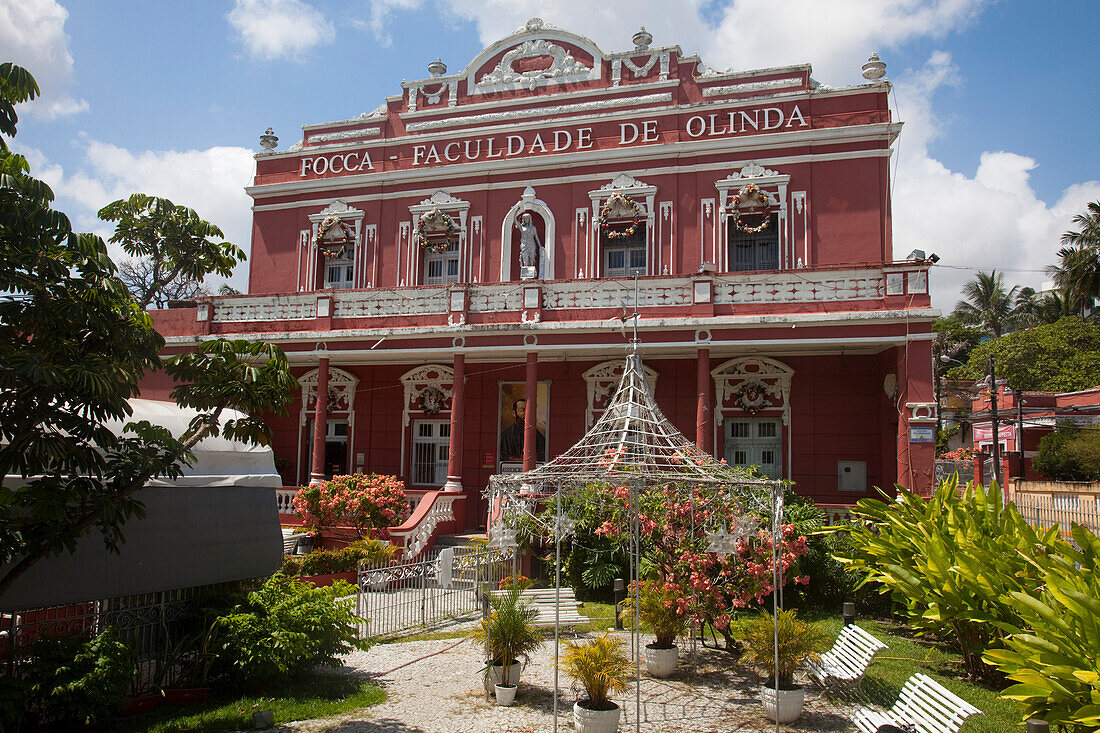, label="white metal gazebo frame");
[486,329,788,733]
